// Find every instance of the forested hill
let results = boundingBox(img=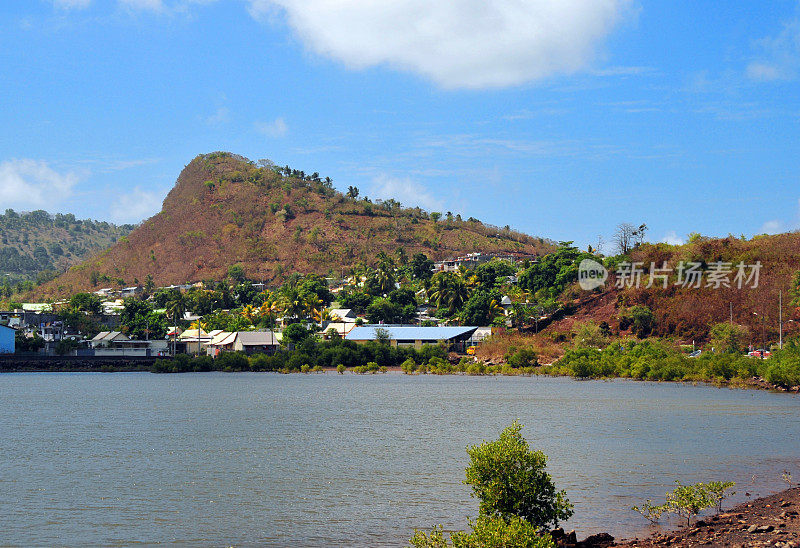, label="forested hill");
[38,152,552,297]
[0,209,133,285]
